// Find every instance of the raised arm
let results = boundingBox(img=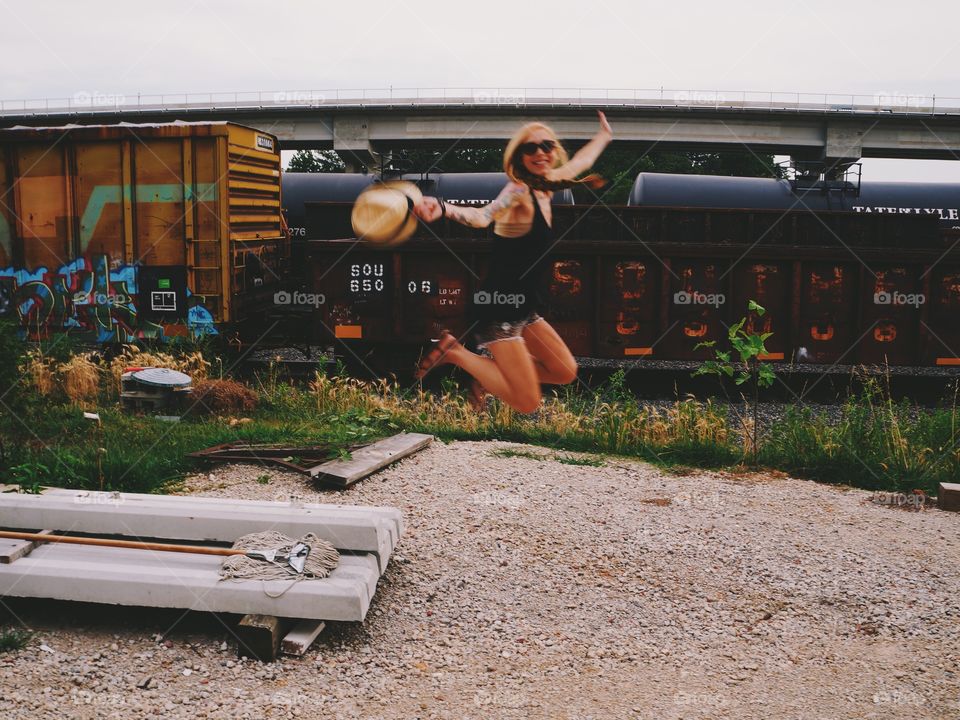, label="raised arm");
[415,181,527,228]
[545,110,613,183]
